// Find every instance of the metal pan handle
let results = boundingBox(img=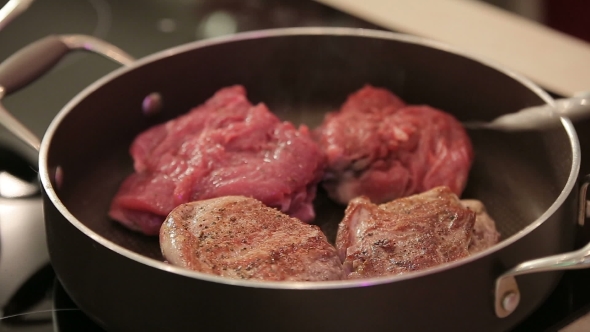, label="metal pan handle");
[494,174,590,318]
[464,92,590,131]
[0,34,135,152]
[0,0,35,31]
